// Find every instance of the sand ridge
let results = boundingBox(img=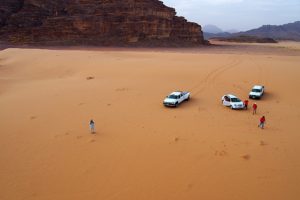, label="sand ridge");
[0,42,300,200]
